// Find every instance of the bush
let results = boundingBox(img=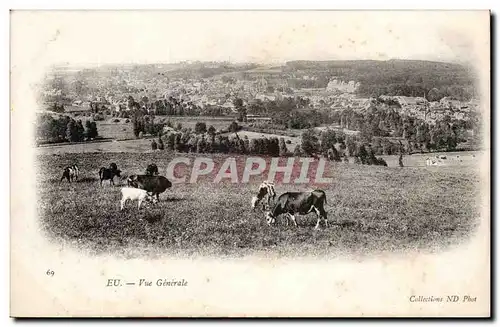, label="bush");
[93,113,105,121]
[229,121,241,133]
[113,119,120,123]
[301,129,320,156]
[125,119,130,123]
[194,122,207,134]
